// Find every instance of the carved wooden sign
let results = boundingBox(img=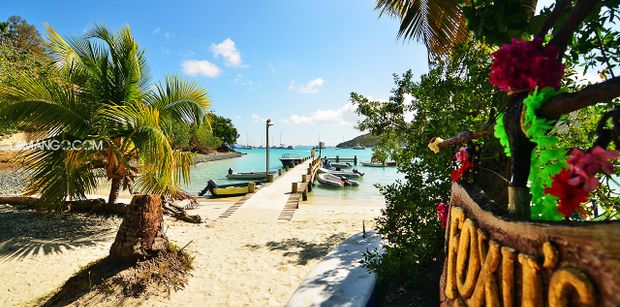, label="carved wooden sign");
[440,183,620,306]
